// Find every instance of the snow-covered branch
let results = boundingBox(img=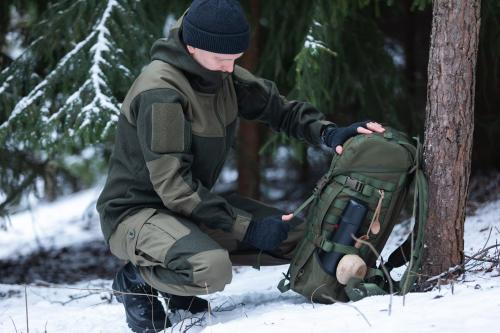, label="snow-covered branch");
[0,0,122,133]
[77,0,121,130]
[0,30,97,130]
